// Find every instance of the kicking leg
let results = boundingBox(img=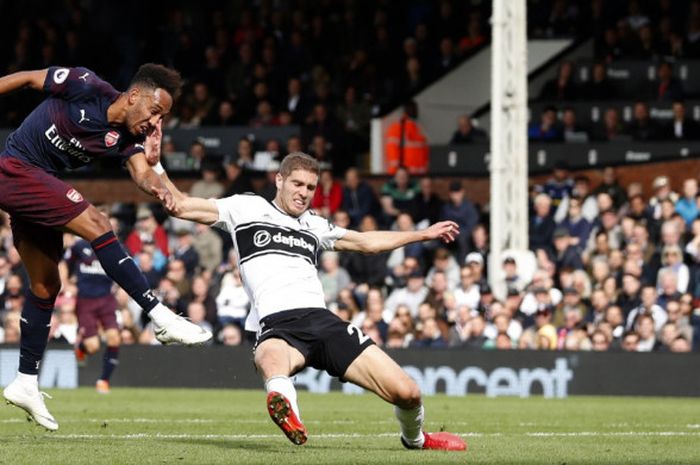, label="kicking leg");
[64,205,211,345]
[254,338,307,445]
[343,345,466,451]
[2,226,61,431]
